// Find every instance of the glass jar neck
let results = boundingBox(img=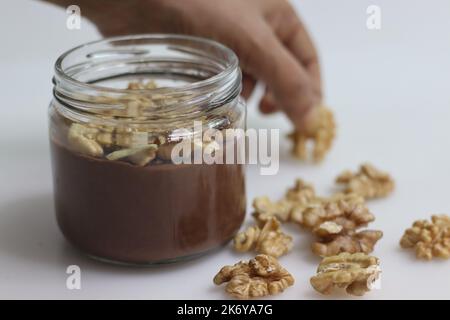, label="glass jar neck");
[52,34,242,123]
